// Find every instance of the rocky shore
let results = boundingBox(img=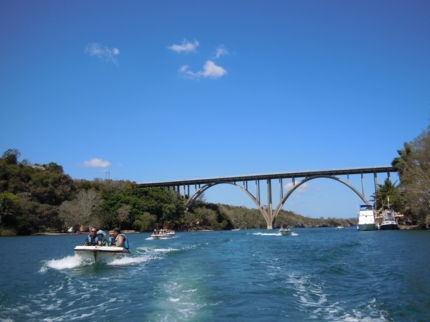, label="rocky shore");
[398,225,422,230]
